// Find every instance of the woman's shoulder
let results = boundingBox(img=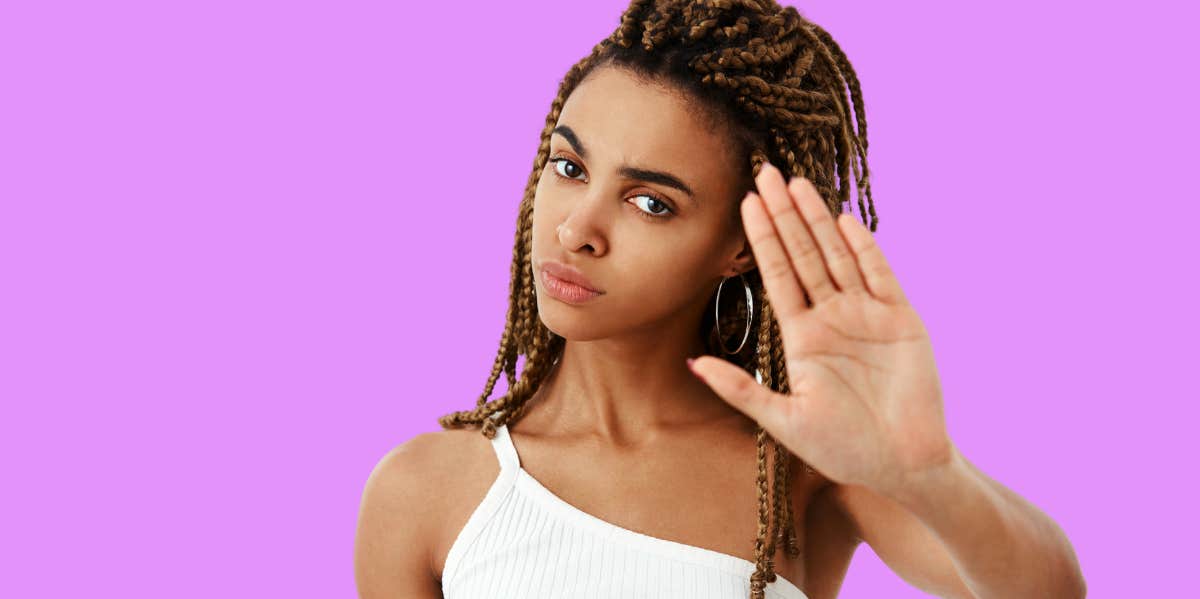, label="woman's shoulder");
[360,428,484,531]
[355,429,474,593]
[358,426,504,581]
[372,426,500,494]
